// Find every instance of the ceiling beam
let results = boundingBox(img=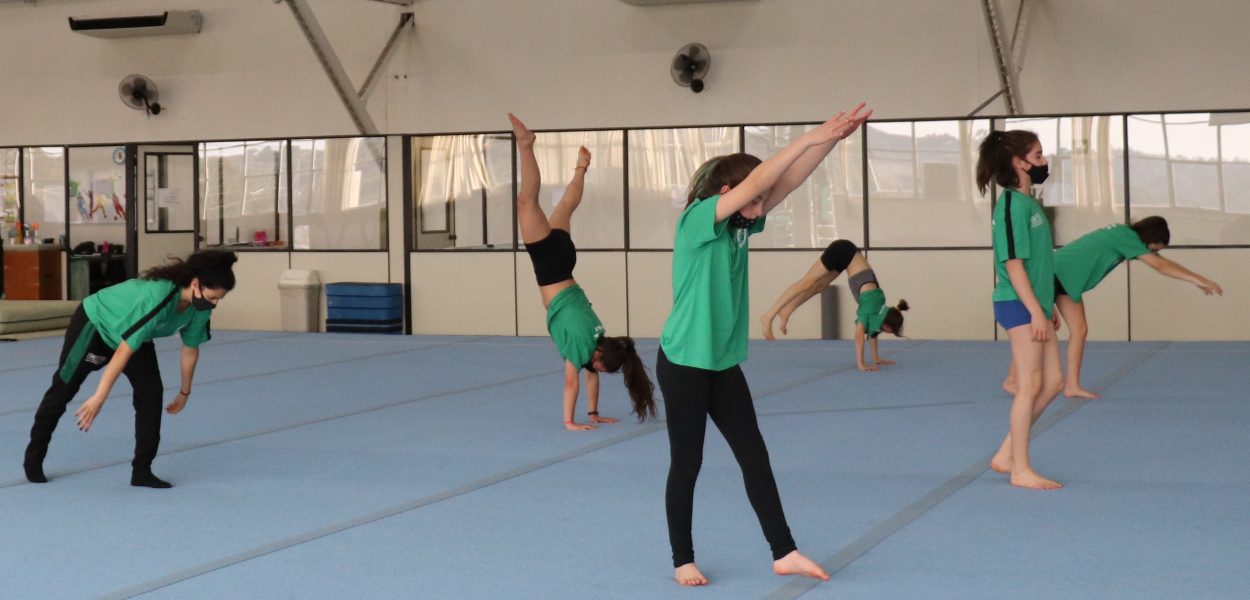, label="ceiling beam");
[284,0,379,135]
